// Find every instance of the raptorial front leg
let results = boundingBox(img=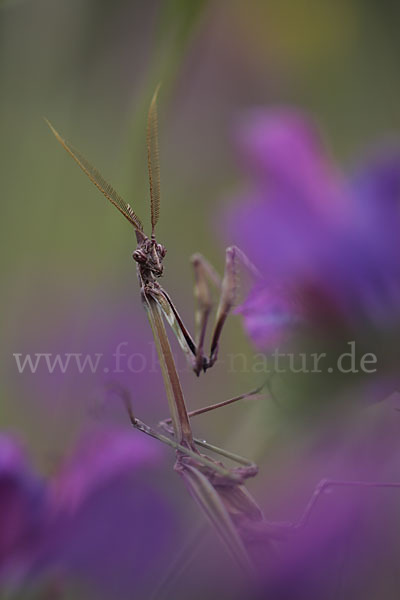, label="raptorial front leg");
[154,246,261,376]
[190,248,235,374]
[208,246,239,369]
[191,252,221,375]
[192,246,261,374]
